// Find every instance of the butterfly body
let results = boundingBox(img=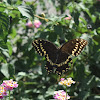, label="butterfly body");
[32,38,87,75]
